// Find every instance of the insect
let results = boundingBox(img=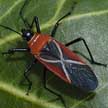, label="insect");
[0,0,107,108]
